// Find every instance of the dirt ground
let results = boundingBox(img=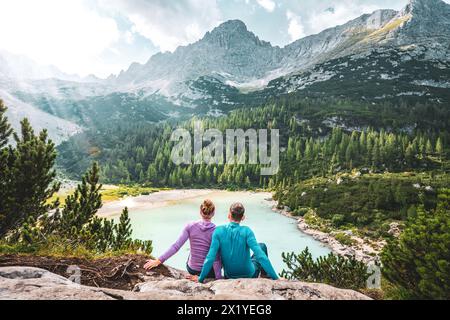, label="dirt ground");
[0,254,173,291]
